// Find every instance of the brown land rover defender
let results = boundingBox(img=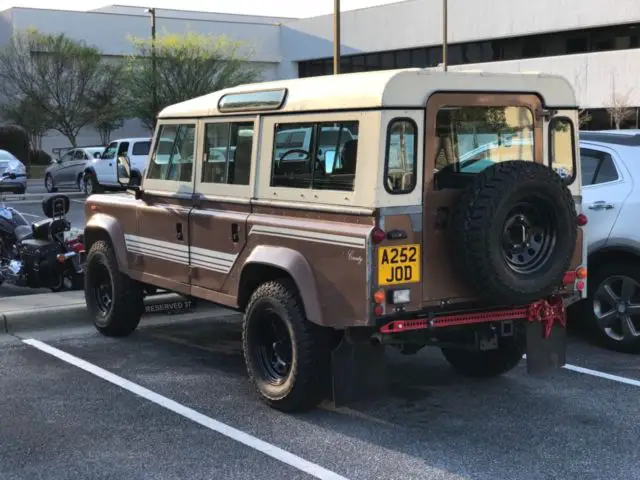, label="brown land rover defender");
[82,68,588,412]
